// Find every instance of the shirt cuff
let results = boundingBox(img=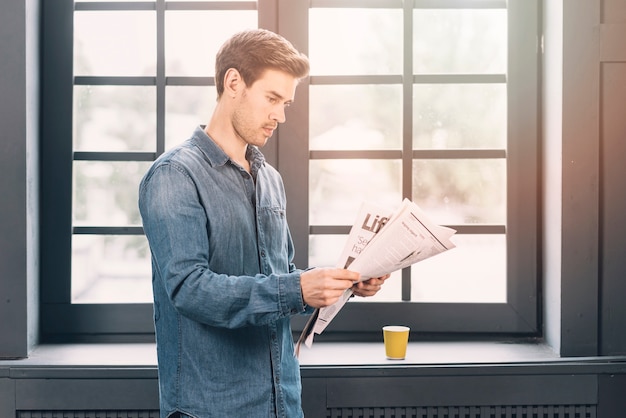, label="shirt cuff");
[279,270,307,315]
